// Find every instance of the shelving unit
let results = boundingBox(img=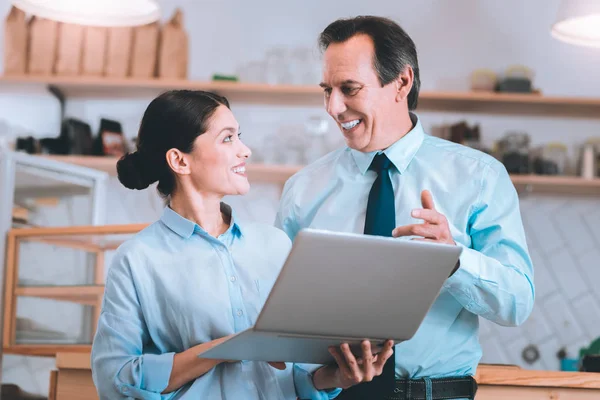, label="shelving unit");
[2,74,600,357]
[2,75,599,195]
[0,150,109,367]
[3,75,600,118]
[41,155,600,196]
[3,224,146,357]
